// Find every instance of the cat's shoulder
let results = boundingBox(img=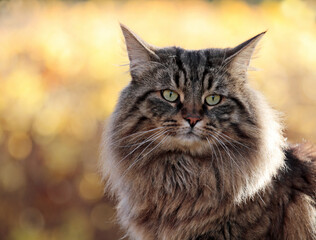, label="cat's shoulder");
[289,142,316,164]
[282,143,316,198]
